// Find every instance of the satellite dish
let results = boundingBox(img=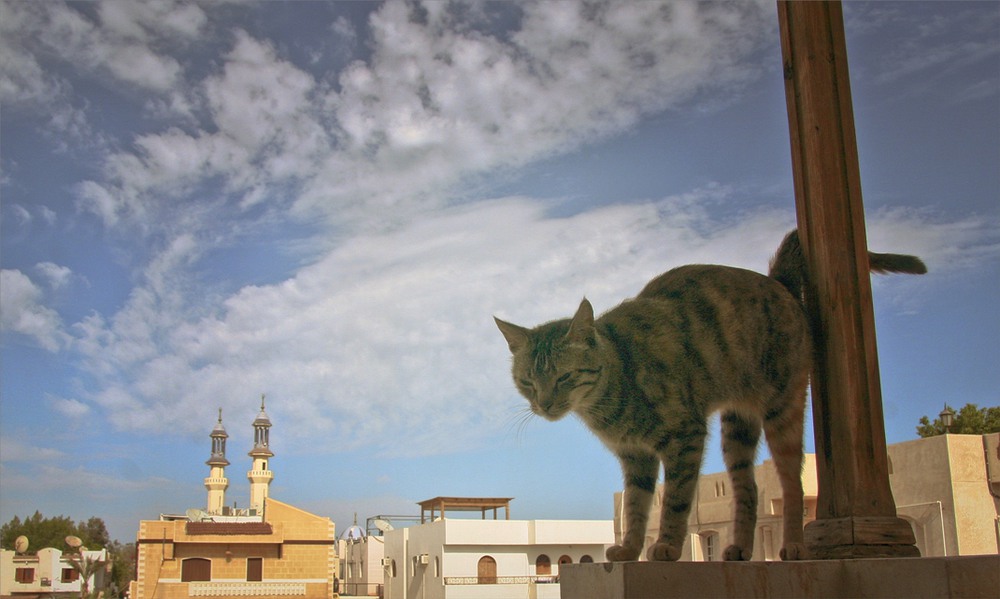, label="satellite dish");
[186,508,209,521]
[373,518,394,533]
[15,536,28,554]
[65,535,82,549]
